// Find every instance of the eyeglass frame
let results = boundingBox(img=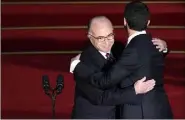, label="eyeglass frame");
[88,33,115,42]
